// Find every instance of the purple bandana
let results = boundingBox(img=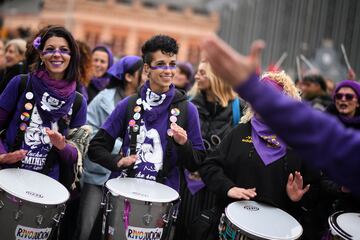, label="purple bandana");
[251,116,287,165]
[107,55,142,81]
[32,70,76,123]
[90,76,111,91]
